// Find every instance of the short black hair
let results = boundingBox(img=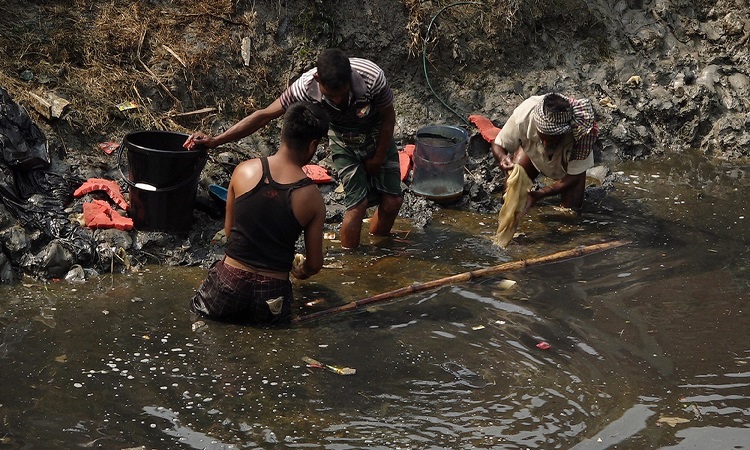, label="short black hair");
[316,48,352,90]
[281,102,330,151]
[543,93,572,115]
